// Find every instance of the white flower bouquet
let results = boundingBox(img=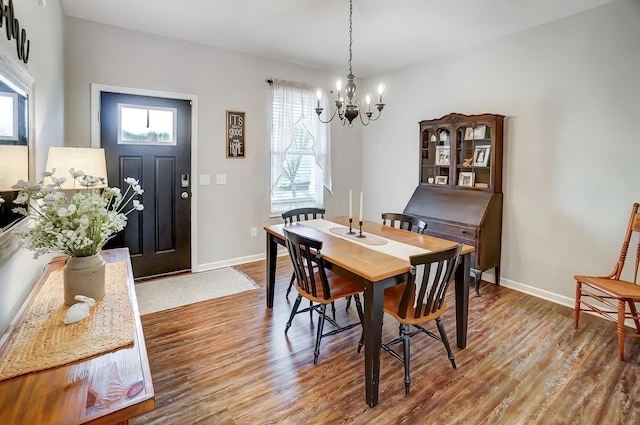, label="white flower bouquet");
[12,169,144,258]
